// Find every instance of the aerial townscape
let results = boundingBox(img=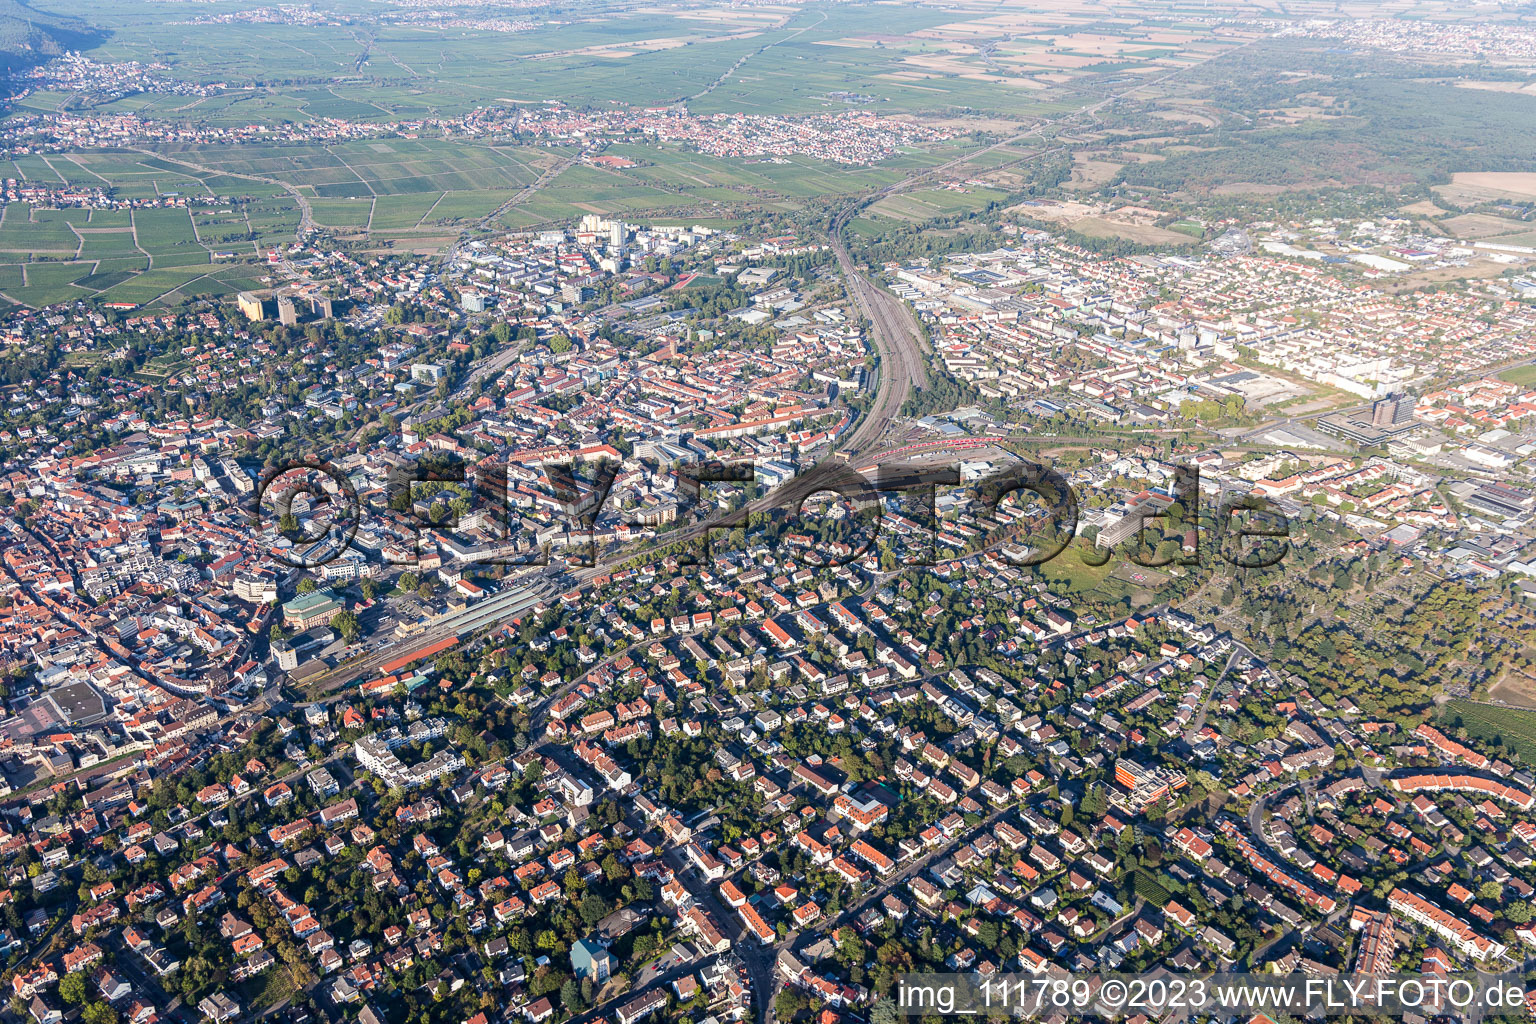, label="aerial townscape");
[0,0,1533,1023]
